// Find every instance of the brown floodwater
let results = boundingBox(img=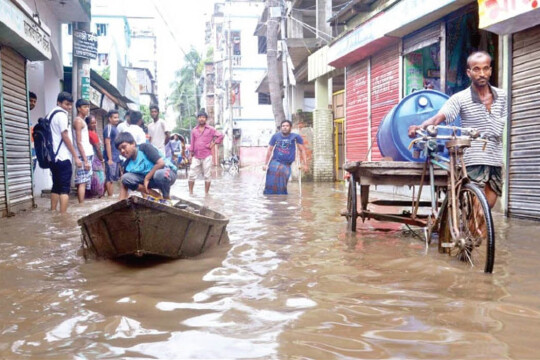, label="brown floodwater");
[1,168,539,359]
